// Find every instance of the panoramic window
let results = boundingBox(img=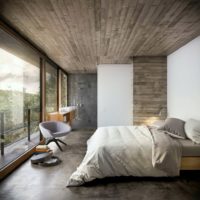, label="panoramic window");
[60,71,68,107]
[45,62,58,115]
[0,29,40,168]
